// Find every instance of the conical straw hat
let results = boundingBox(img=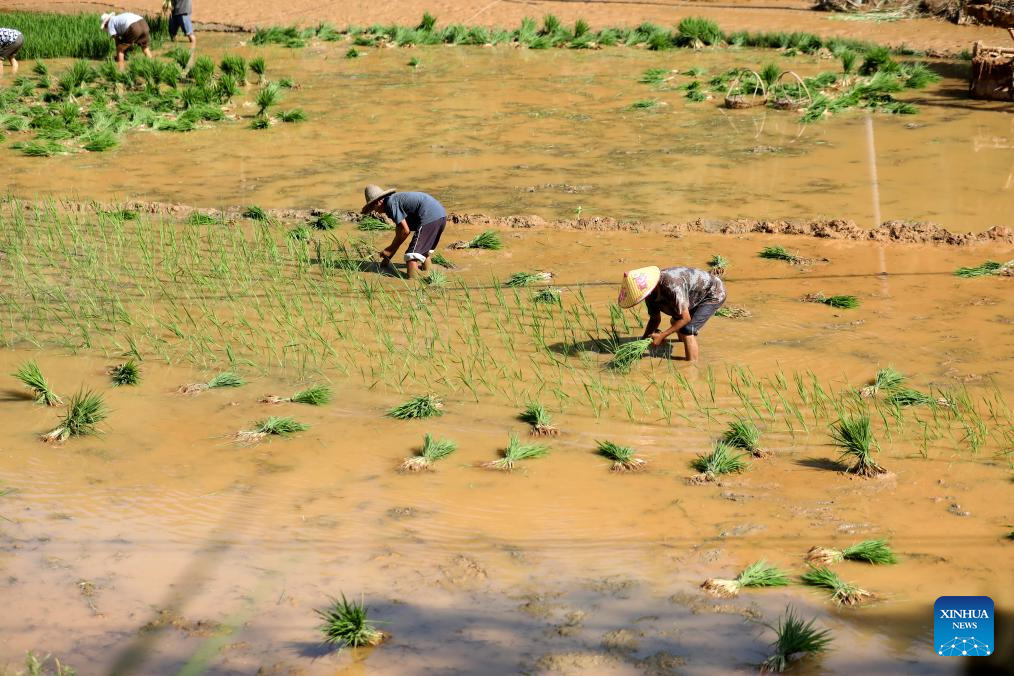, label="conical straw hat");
[617,266,661,309]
